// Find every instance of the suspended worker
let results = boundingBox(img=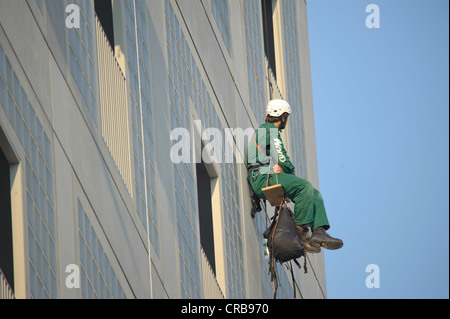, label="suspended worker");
[247,99,343,253]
